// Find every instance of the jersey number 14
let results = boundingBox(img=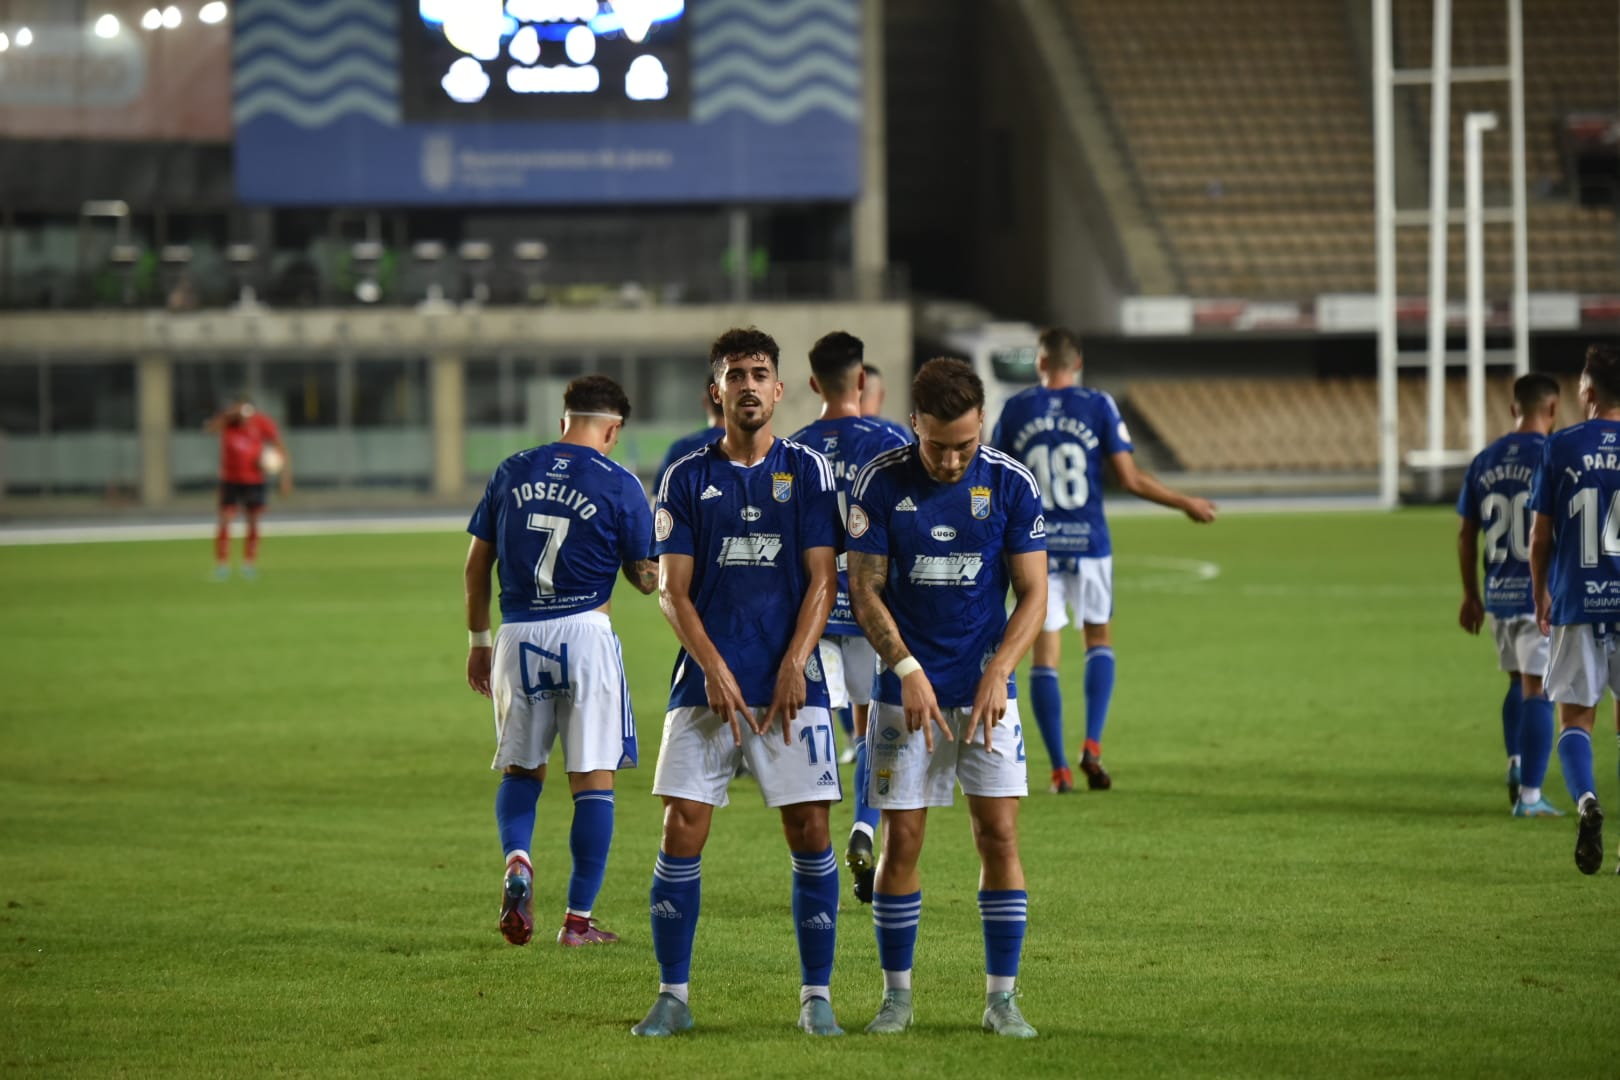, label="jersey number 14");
[1570,487,1620,567]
